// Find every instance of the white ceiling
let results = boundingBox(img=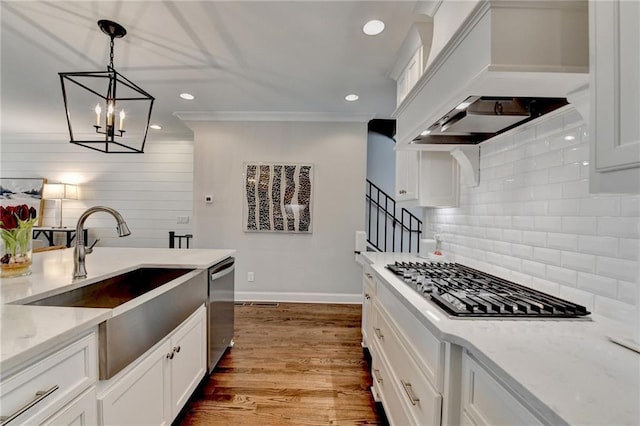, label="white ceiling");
[1,1,420,138]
